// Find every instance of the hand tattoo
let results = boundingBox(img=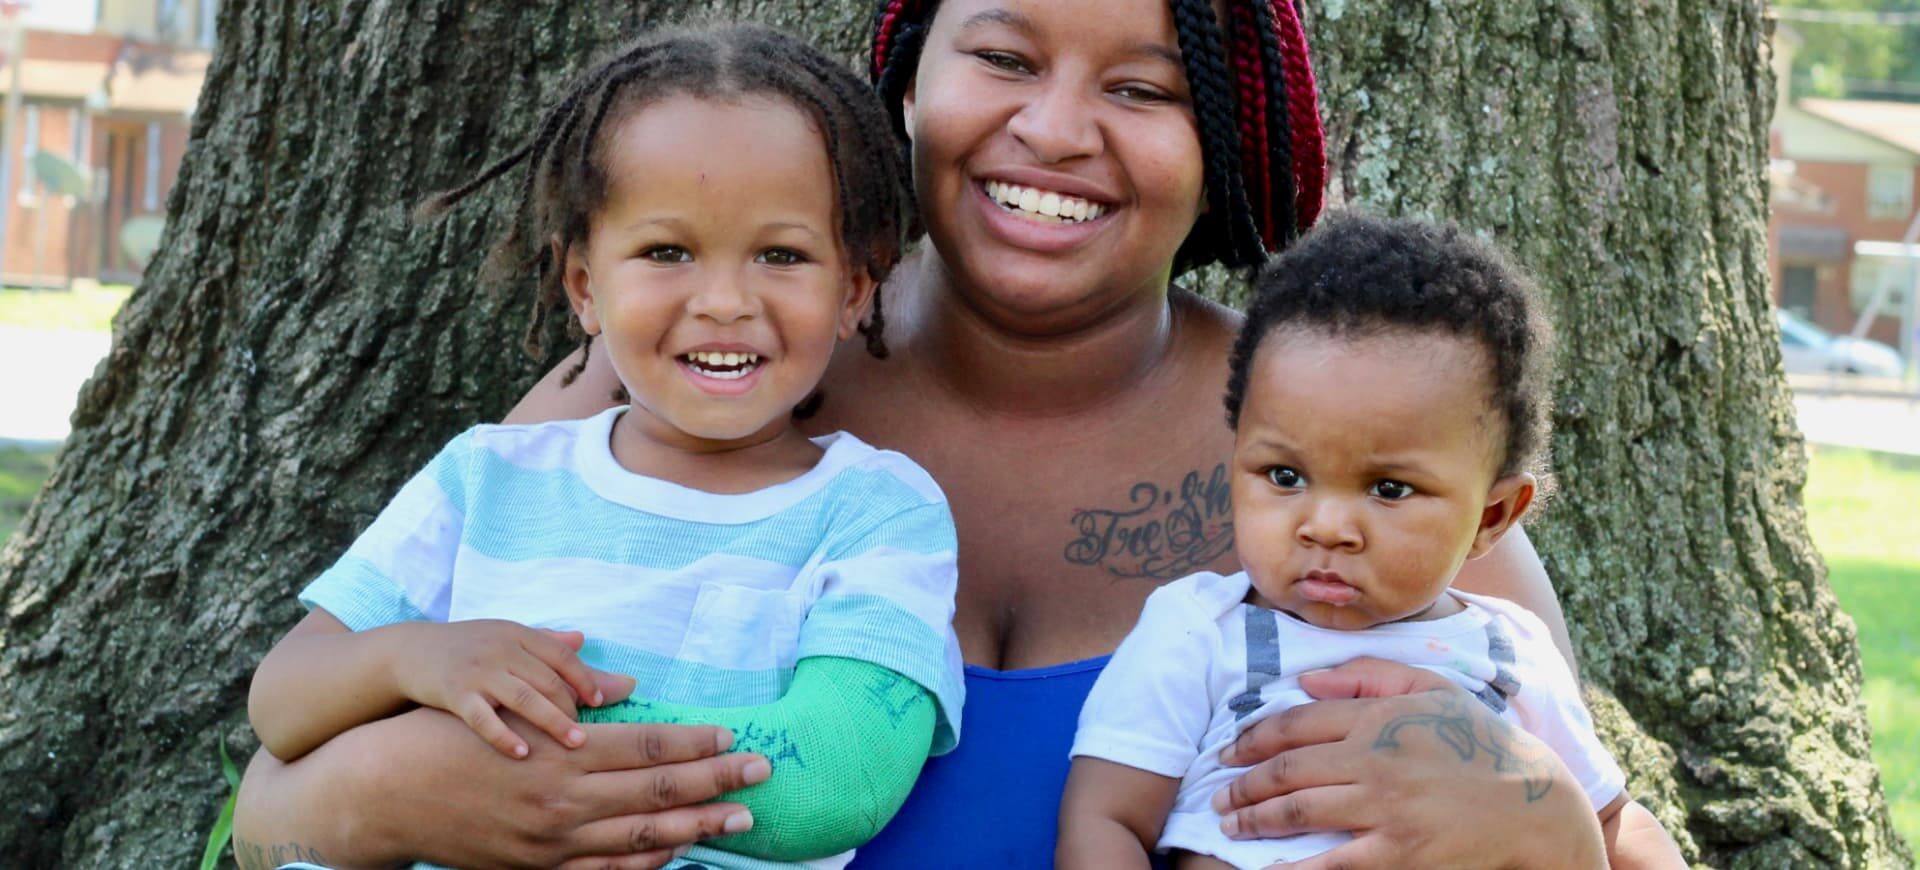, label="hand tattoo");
[1065,465,1234,580]
[1371,691,1557,802]
[234,838,325,870]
